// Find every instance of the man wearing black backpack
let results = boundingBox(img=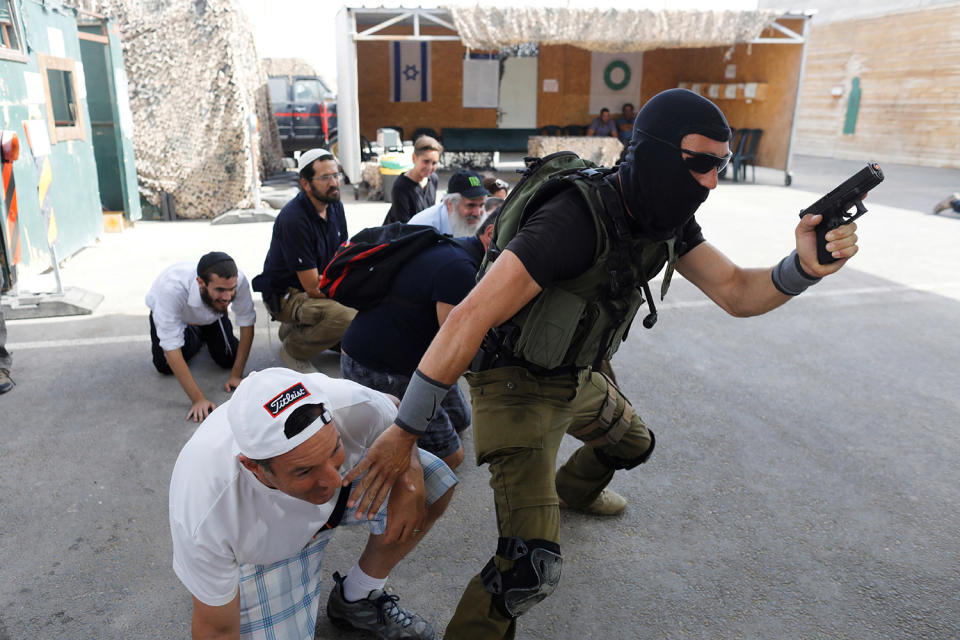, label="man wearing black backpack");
[338,212,498,471]
[341,89,863,639]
